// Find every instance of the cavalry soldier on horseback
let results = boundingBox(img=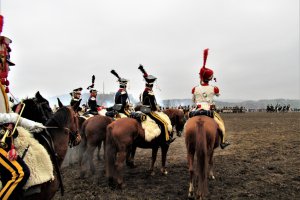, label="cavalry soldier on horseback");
[138,64,175,145]
[110,70,131,117]
[86,75,100,115]
[191,48,230,149]
[70,87,83,112]
[88,89,100,115]
[0,15,45,199]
